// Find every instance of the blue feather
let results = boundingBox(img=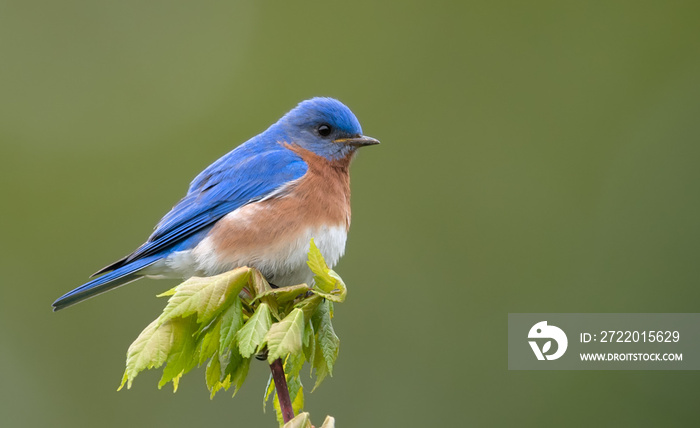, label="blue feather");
[52,254,162,311]
[126,144,307,263]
